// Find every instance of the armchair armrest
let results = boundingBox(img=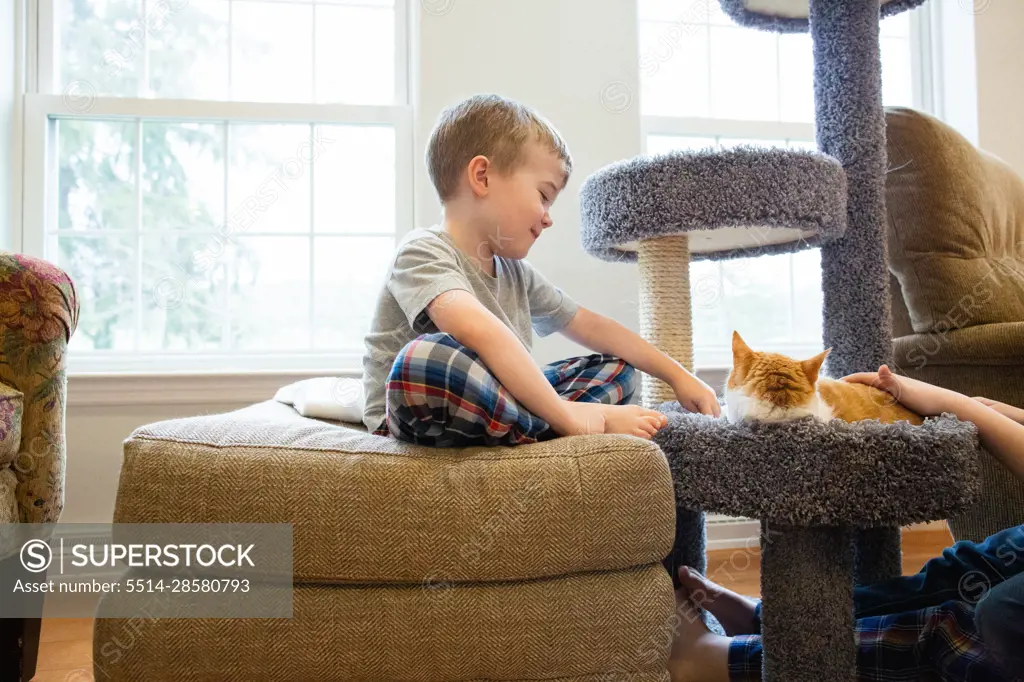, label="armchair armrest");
[894,321,1024,370]
[0,252,79,523]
